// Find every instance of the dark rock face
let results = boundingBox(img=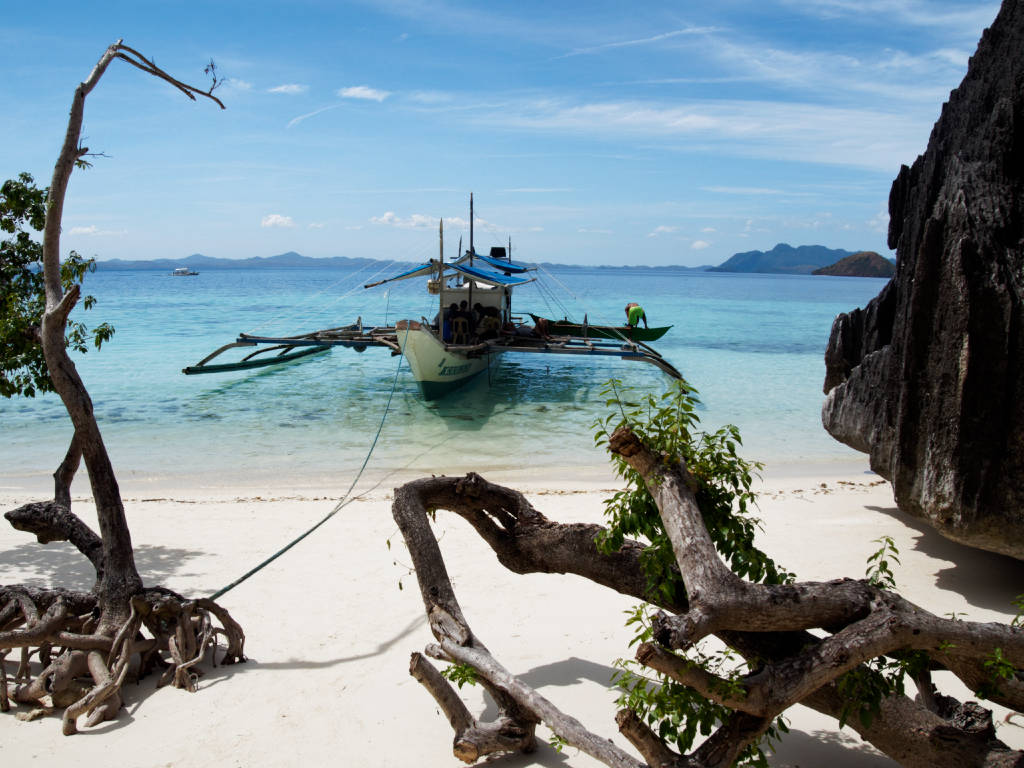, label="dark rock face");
[822,0,1024,558]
